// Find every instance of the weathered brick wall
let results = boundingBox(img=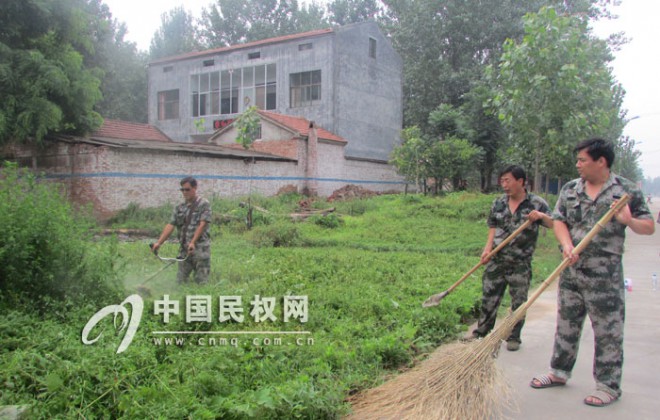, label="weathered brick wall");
[2,140,407,219]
